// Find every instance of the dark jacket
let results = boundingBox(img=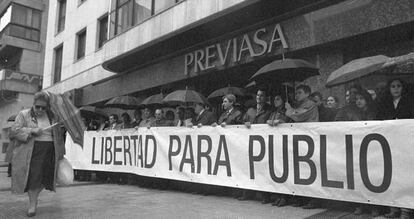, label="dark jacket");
[318,105,336,122]
[194,110,217,125]
[243,103,272,124]
[377,96,414,120]
[217,108,243,125]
